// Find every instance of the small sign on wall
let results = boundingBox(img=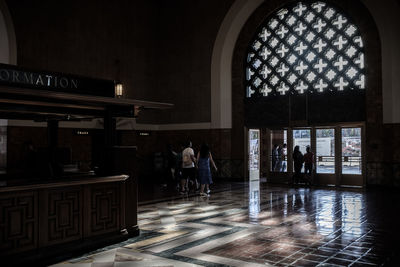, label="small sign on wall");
[137,132,151,137]
[75,129,90,136]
